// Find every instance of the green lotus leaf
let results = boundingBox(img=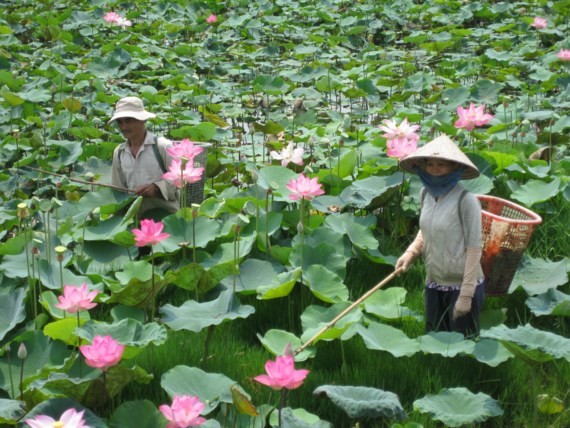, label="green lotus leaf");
[82,215,130,241]
[323,213,378,250]
[471,79,503,105]
[418,332,475,357]
[221,258,285,295]
[313,385,406,420]
[159,216,222,253]
[337,173,403,209]
[300,302,362,345]
[161,365,236,414]
[0,287,26,342]
[526,288,570,317]
[256,166,297,194]
[354,322,420,357]
[290,242,347,279]
[460,173,494,195]
[164,262,206,292]
[0,331,73,395]
[304,265,349,303]
[480,324,570,362]
[36,259,92,290]
[302,227,352,259]
[107,261,165,307]
[271,407,333,428]
[363,287,421,321]
[43,318,84,347]
[256,329,315,361]
[257,268,302,299]
[81,240,132,275]
[252,75,290,95]
[509,255,568,295]
[160,287,255,333]
[27,364,152,408]
[327,148,358,179]
[0,398,25,424]
[109,400,168,428]
[48,140,84,167]
[510,177,562,207]
[75,319,167,359]
[21,398,106,428]
[480,308,508,330]
[413,387,503,427]
[76,187,133,217]
[470,339,513,367]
